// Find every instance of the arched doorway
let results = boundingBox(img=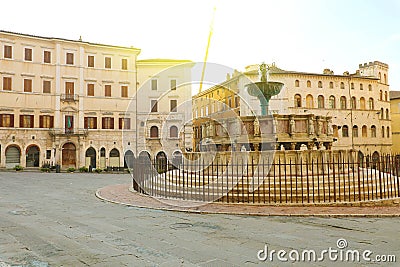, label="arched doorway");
[109,148,120,167]
[171,150,182,168]
[358,151,364,166]
[156,151,167,173]
[5,145,21,168]
[85,147,96,168]
[372,151,379,169]
[99,148,106,169]
[26,145,40,167]
[124,150,135,169]
[62,143,76,168]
